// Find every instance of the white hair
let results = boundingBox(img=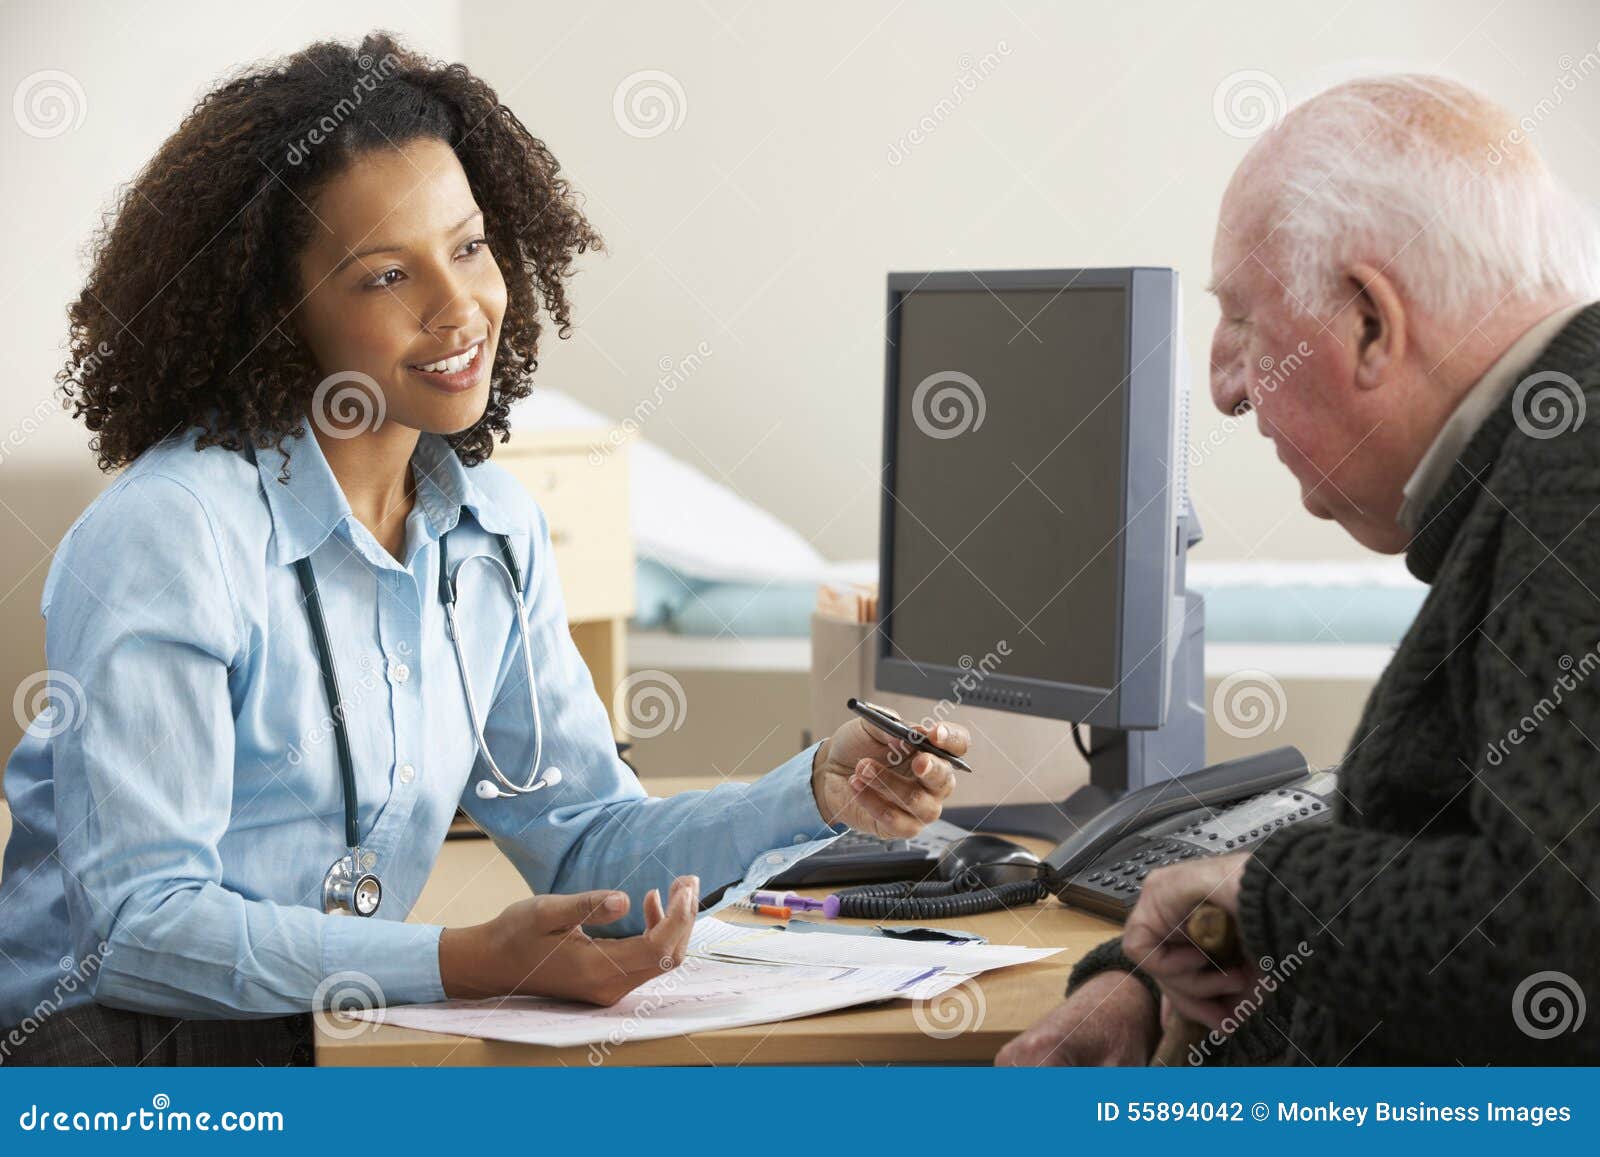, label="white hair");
[1250,74,1600,322]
